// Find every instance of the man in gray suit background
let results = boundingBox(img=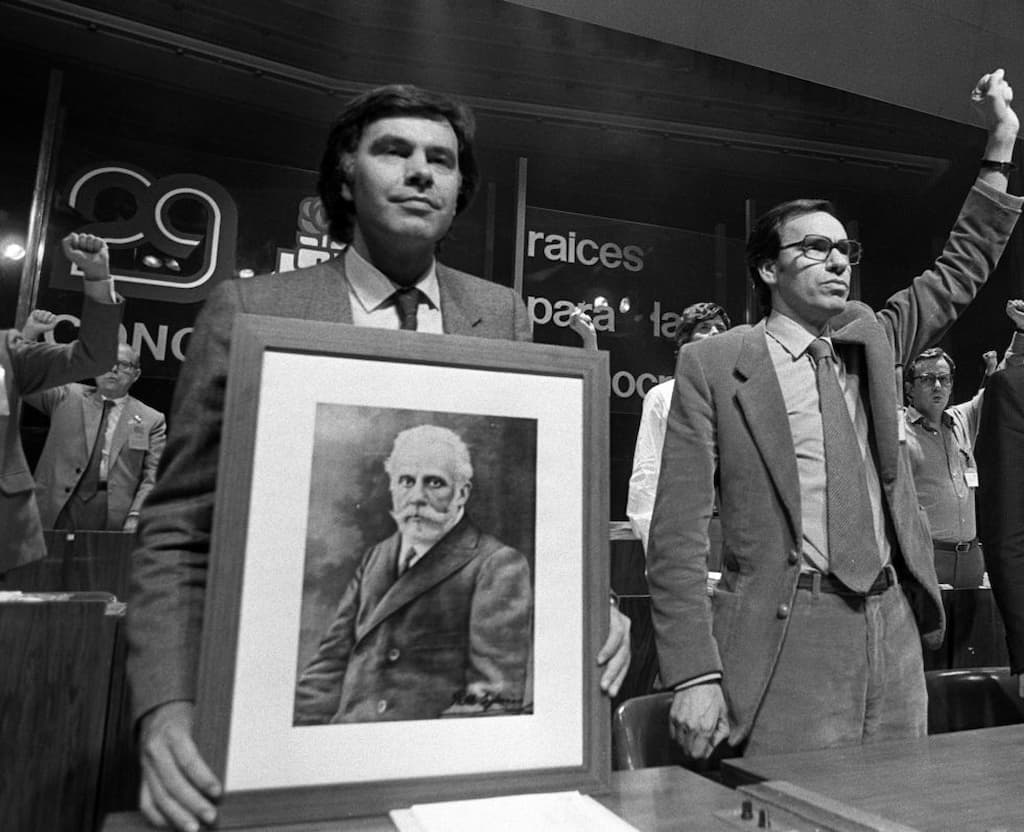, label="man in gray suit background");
[25,341,165,533]
[127,84,630,830]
